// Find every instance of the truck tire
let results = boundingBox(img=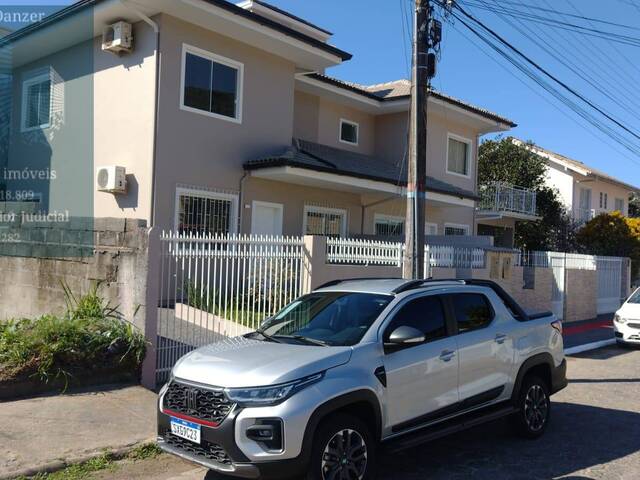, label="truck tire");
[306,413,376,480]
[511,375,551,439]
